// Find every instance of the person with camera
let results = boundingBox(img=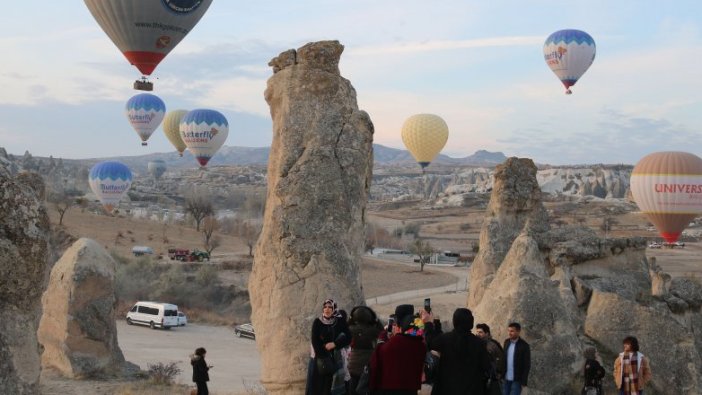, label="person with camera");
[369,304,431,395]
[190,347,212,395]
